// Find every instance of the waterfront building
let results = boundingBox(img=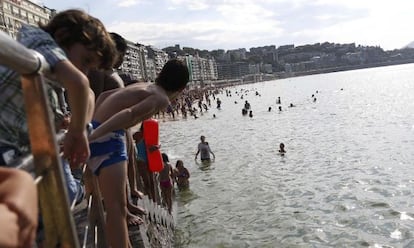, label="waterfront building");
[146,45,169,77]
[0,0,53,39]
[179,54,218,88]
[120,41,148,81]
[227,48,247,61]
[217,61,249,80]
[249,64,260,74]
[145,57,156,82]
